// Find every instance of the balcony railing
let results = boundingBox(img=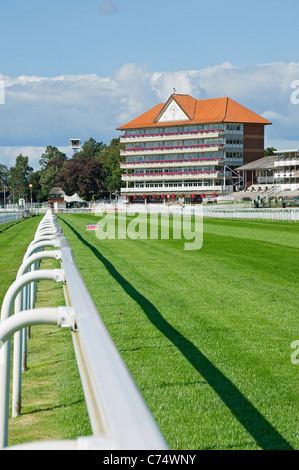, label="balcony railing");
[274,171,299,178]
[120,157,224,169]
[122,170,231,182]
[121,143,225,157]
[120,129,225,142]
[274,159,299,167]
[120,185,233,194]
